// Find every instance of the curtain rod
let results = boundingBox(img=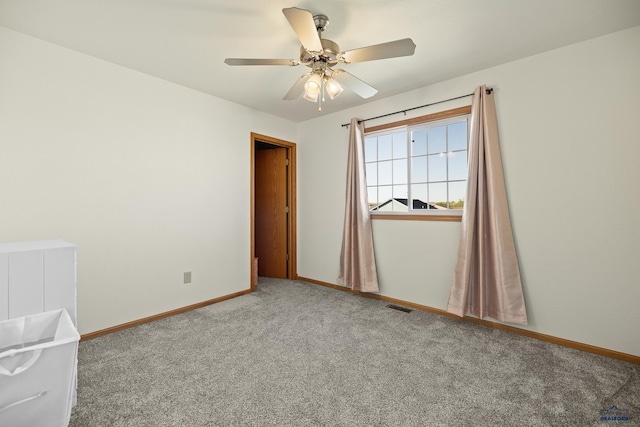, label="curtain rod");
[340,88,493,128]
